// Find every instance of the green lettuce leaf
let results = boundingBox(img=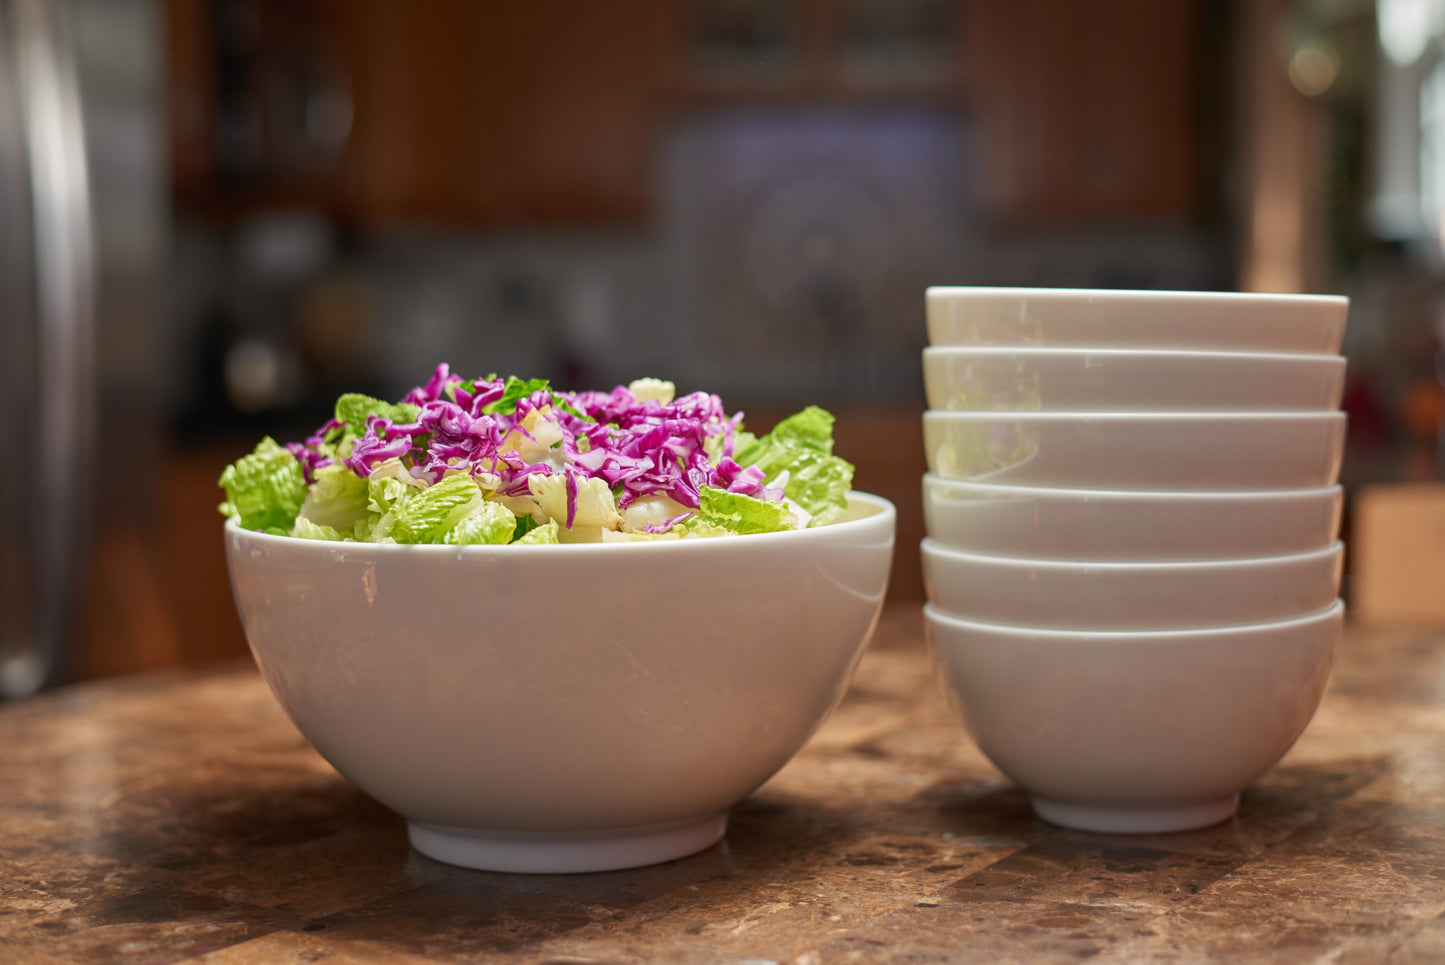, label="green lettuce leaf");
[303,394,422,464]
[388,473,479,543]
[687,486,795,536]
[769,404,835,451]
[296,462,370,534]
[441,499,517,545]
[480,376,552,416]
[516,520,559,544]
[218,437,307,532]
[290,517,344,541]
[387,473,516,545]
[352,458,426,541]
[510,513,542,542]
[732,406,853,526]
[336,393,420,432]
